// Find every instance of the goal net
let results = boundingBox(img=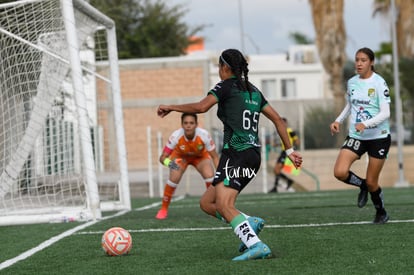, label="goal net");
[0,0,130,225]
